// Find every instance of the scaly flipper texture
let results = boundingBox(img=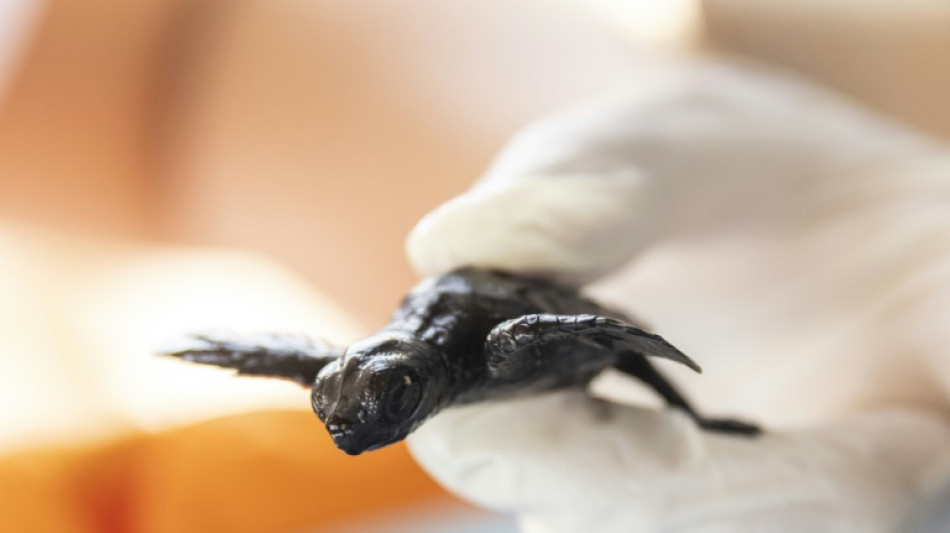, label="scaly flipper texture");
[159,332,344,386]
[485,314,758,435]
[486,313,701,375]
